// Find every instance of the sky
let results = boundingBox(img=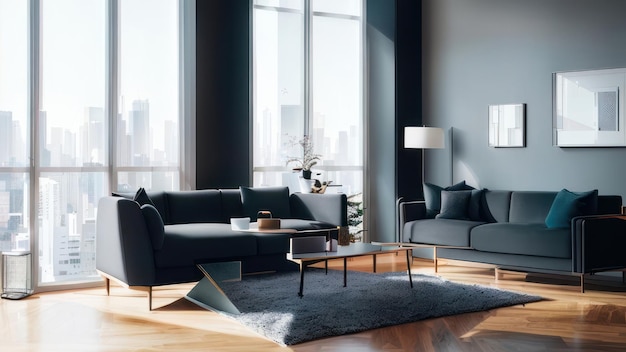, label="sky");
[0,0,178,151]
